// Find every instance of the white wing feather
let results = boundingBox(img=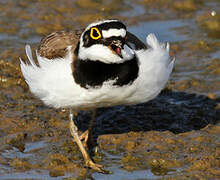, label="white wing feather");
[146,33,175,87]
[128,33,175,104]
[20,45,74,102]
